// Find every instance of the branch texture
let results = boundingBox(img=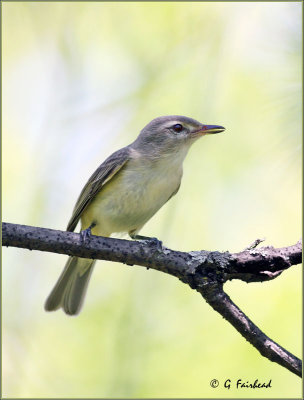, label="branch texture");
[2,222,302,377]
